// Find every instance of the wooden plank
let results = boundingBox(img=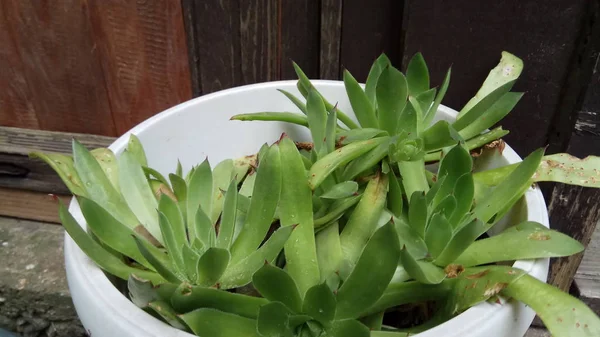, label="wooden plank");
[319,0,343,80]
[1,0,116,136]
[339,0,405,81]
[192,0,242,94]
[0,126,115,194]
[0,6,39,130]
[88,0,192,135]
[0,187,70,224]
[524,327,551,337]
[547,0,600,292]
[280,0,320,79]
[575,220,600,314]
[181,0,202,96]
[239,0,279,83]
[402,0,588,156]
